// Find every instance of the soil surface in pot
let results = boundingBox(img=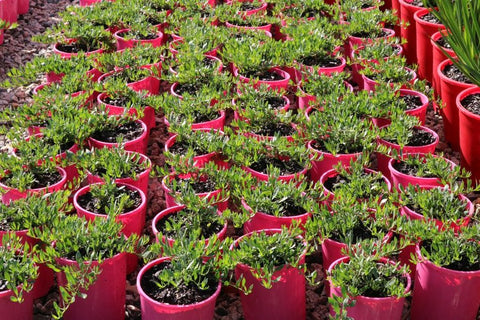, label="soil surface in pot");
[312,139,364,155]
[300,55,342,68]
[77,187,142,214]
[435,36,451,49]
[91,121,144,143]
[351,29,390,39]
[461,93,480,116]
[141,262,218,304]
[259,198,307,217]
[329,221,374,244]
[400,94,423,110]
[249,157,304,175]
[410,0,424,7]
[420,12,441,24]
[422,240,480,271]
[56,42,98,54]
[392,160,436,178]
[240,2,262,10]
[155,208,223,238]
[170,176,218,194]
[118,31,159,40]
[168,140,208,156]
[252,122,295,136]
[103,95,132,107]
[1,169,62,190]
[244,70,285,81]
[384,127,436,146]
[442,64,473,83]
[324,172,386,197]
[175,83,200,96]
